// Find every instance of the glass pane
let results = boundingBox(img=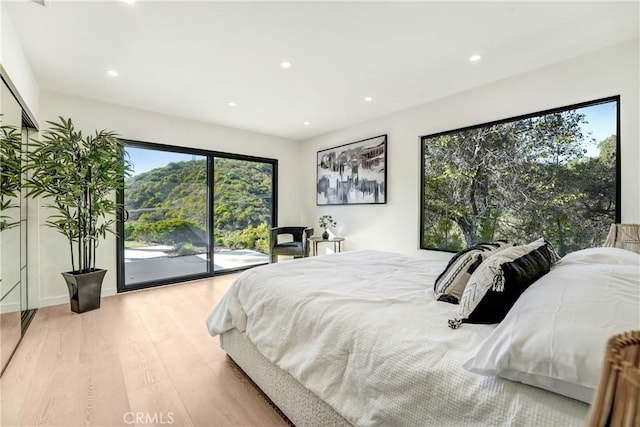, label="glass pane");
[213,157,272,272]
[124,147,209,286]
[420,98,618,255]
